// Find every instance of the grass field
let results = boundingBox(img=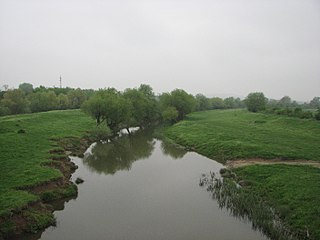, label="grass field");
[233,164,320,239]
[0,110,95,216]
[165,109,320,162]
